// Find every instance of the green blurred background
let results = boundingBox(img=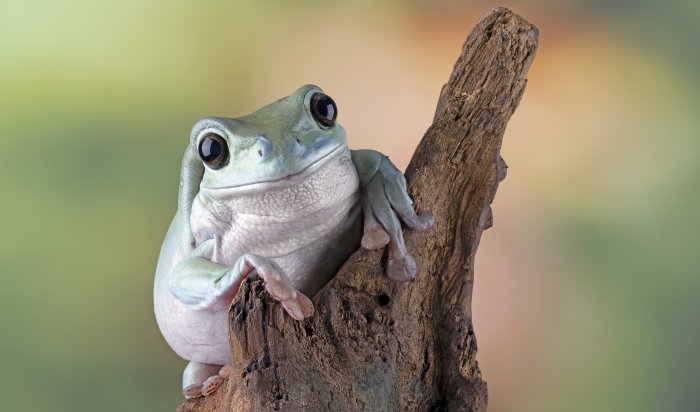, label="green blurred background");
[1,0,698,411]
